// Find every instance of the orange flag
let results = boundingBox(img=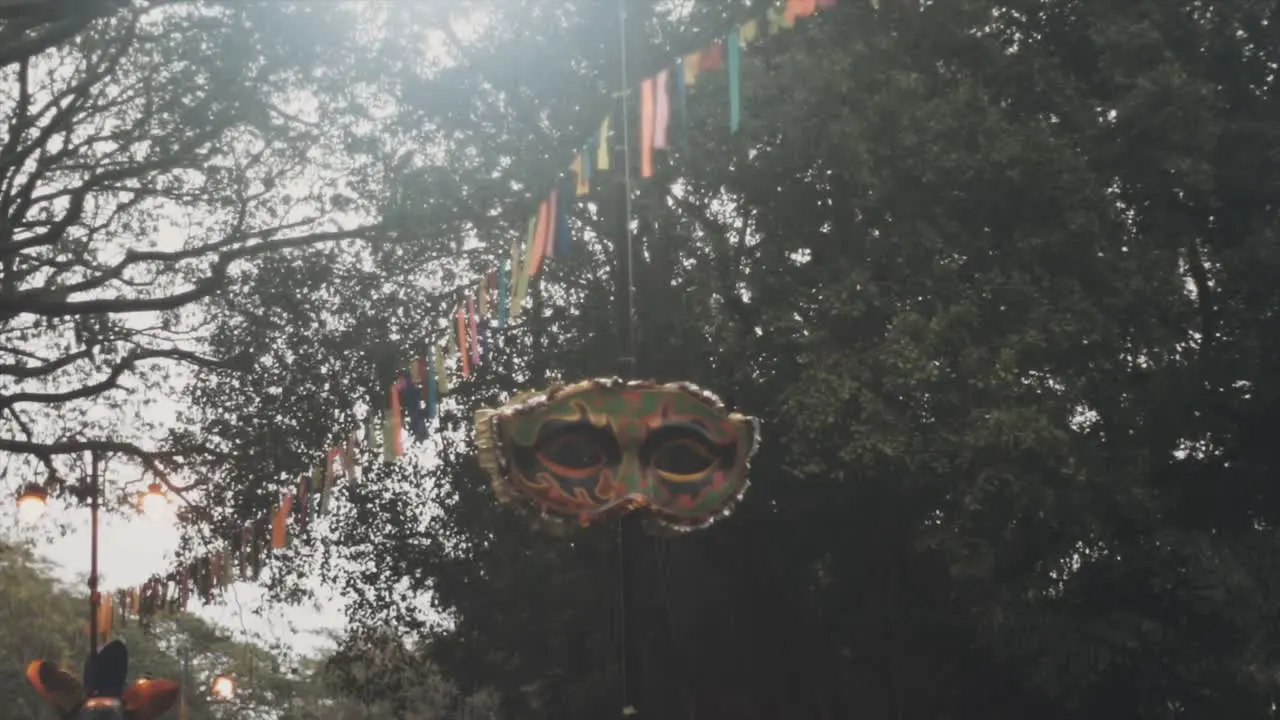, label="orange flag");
[97,595,113,639]
[640,77,655,178]
[543,190,559,260]
[785,0,817,22]
[272,495,293,549]
[528,200,550,277]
